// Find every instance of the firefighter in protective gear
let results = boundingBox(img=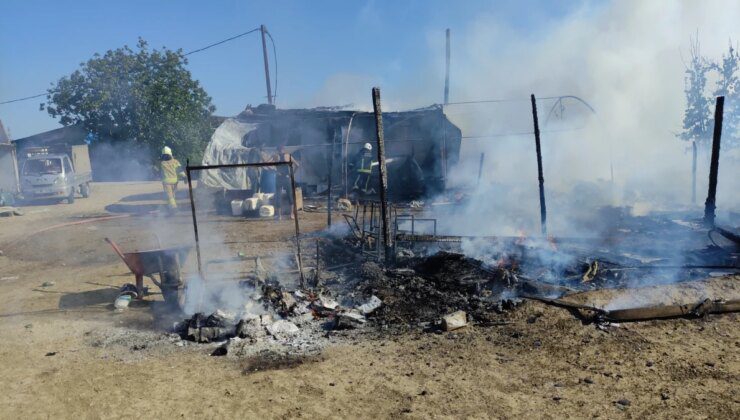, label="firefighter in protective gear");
[160,146,184,212]
[350,143,375,195]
